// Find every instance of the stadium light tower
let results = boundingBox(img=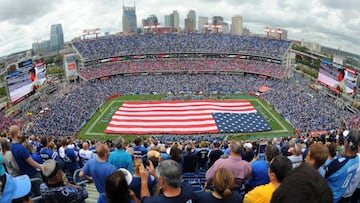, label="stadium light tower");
[82,28,101,40]
[264,27,283,40]
[204,23,222,34]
